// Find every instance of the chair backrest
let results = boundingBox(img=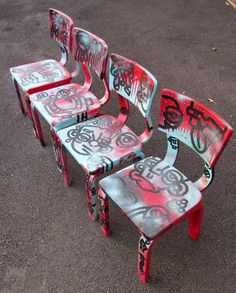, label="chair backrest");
[49,8,74,53]
[109,53,157,118]
[73,27,108,78]
[158,89,233,167]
